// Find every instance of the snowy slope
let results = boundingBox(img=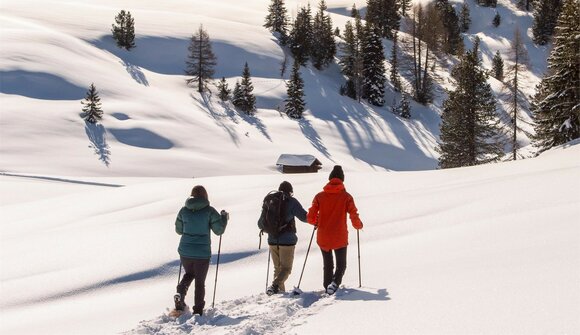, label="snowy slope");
[1,141,579,335]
